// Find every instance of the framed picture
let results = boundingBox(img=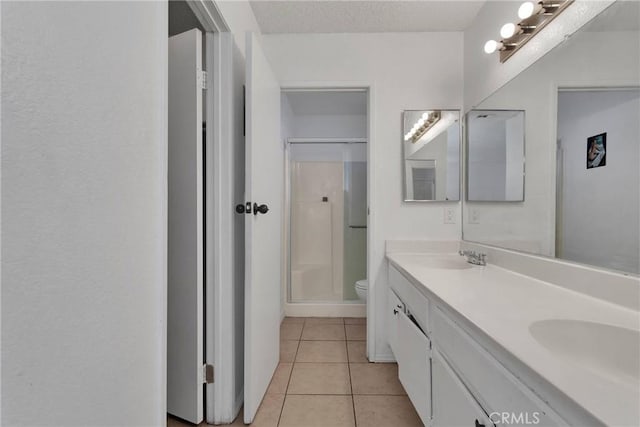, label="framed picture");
[587,132,606,169]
